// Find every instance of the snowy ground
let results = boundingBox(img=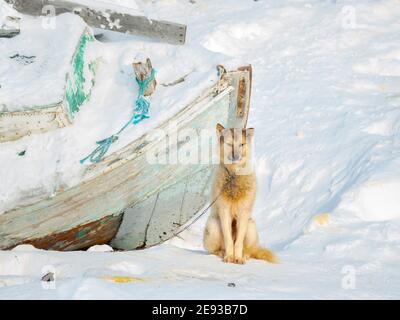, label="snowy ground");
[1,0,400,299]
